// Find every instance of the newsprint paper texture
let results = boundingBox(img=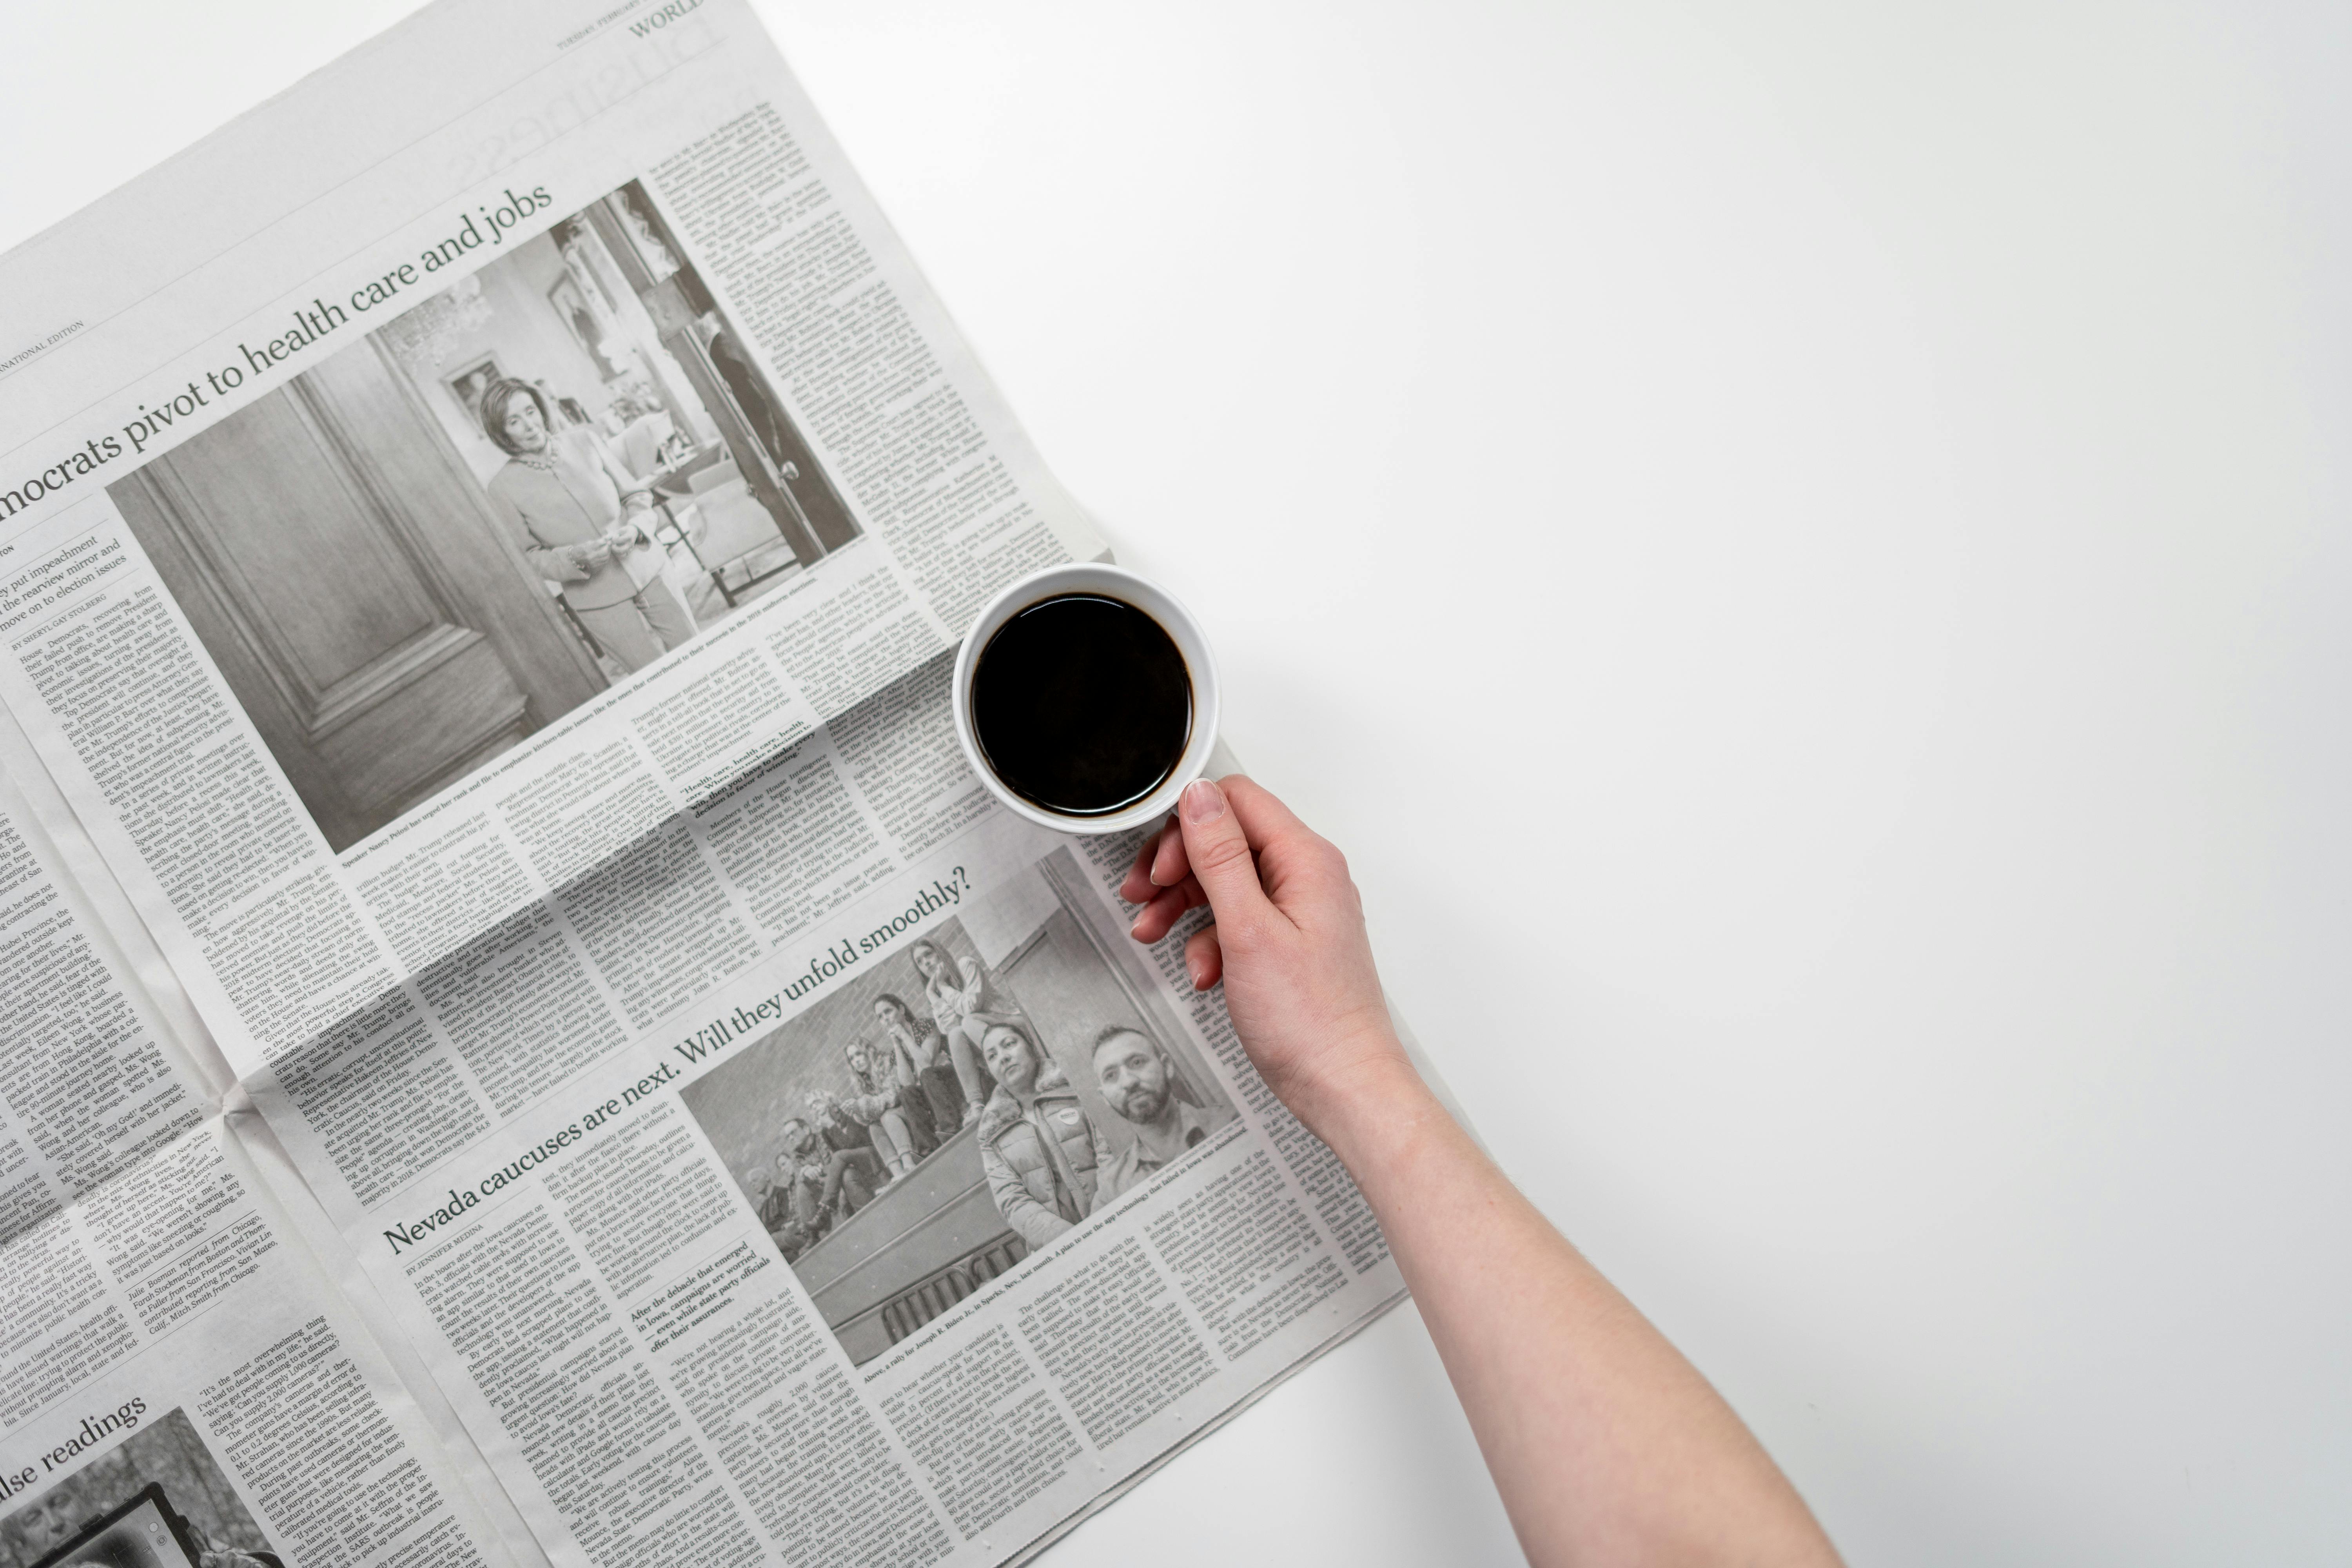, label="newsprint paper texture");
[0,3,1409,1566]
